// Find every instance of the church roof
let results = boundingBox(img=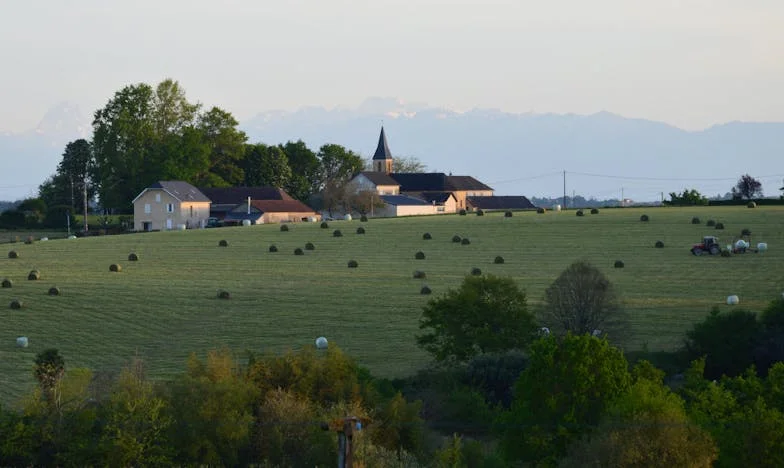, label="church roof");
[358,171,399,186]
[390,173,494,192]
[372,127,393,160]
